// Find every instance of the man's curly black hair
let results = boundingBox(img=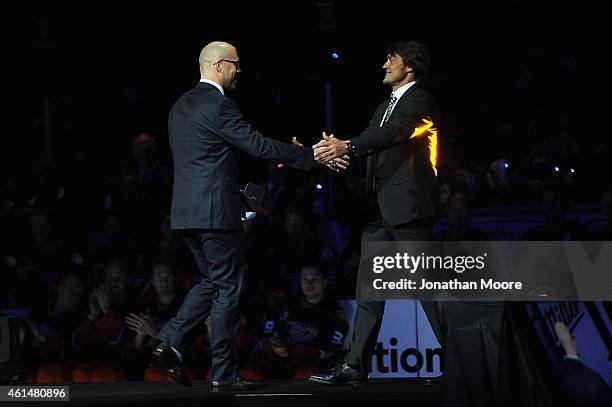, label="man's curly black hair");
[387,40,431,82]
